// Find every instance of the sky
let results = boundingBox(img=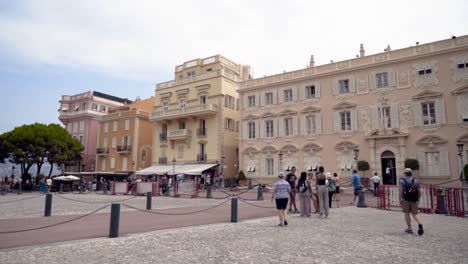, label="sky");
[0,0,467,134]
